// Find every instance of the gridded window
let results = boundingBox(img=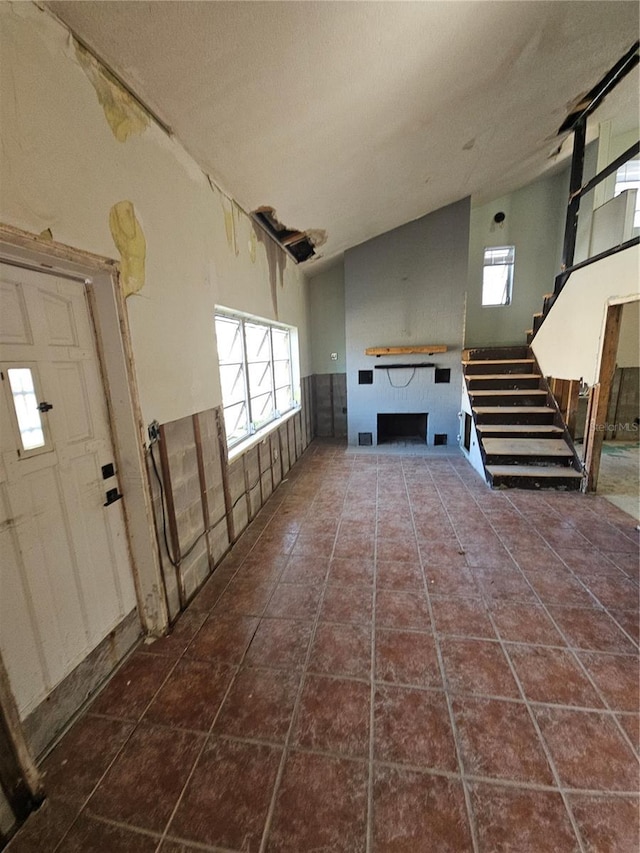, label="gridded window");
[482,246,515,306]
[215,311,296,447]
[614,159,640,229]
